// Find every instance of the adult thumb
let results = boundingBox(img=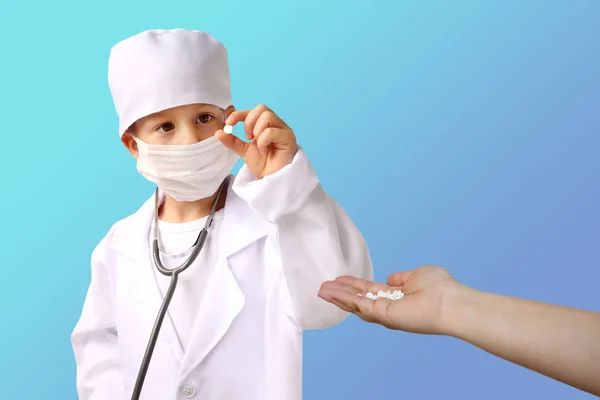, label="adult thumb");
[387,270,414,288]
